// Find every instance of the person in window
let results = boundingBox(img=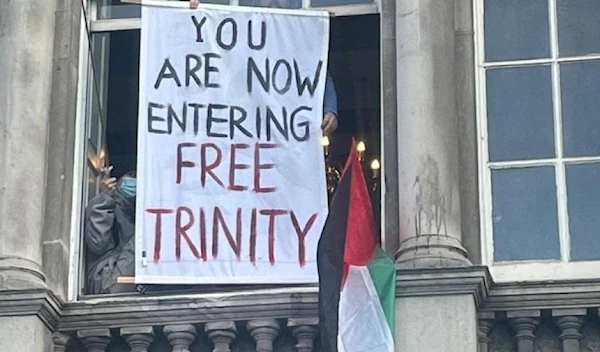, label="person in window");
[189,0,339,135]
[84,167,137,294]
